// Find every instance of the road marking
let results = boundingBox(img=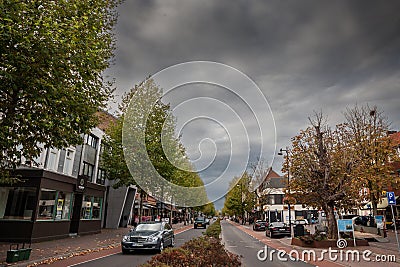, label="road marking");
[68,251,120,267]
